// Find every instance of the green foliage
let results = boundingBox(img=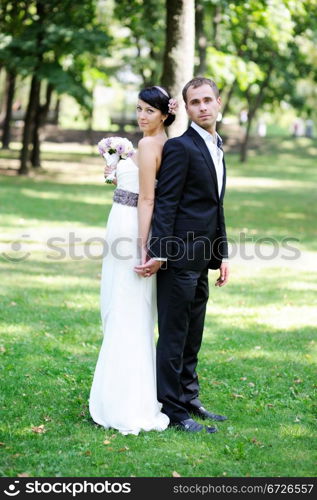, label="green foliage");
[0,0,111,111]
[112,0,165,86]
[203,0,317,118]
[206,47,264,91]
[1,0,317,133]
